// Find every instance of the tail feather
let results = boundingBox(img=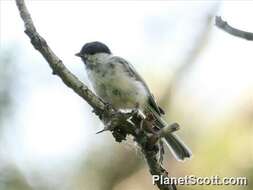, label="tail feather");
[164,133,192,161]
[144,105,192,161]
